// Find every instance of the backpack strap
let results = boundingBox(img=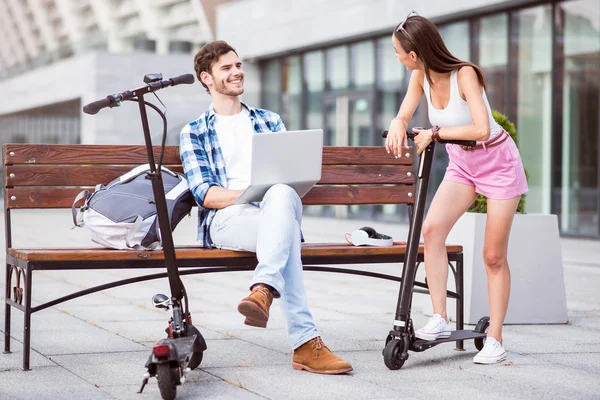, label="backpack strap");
[113,165,179,188]
[155,176,190,247]
[125,216,144,249]
[126,216,162,251]
[71,184,104,228]
[71,189,90,228]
